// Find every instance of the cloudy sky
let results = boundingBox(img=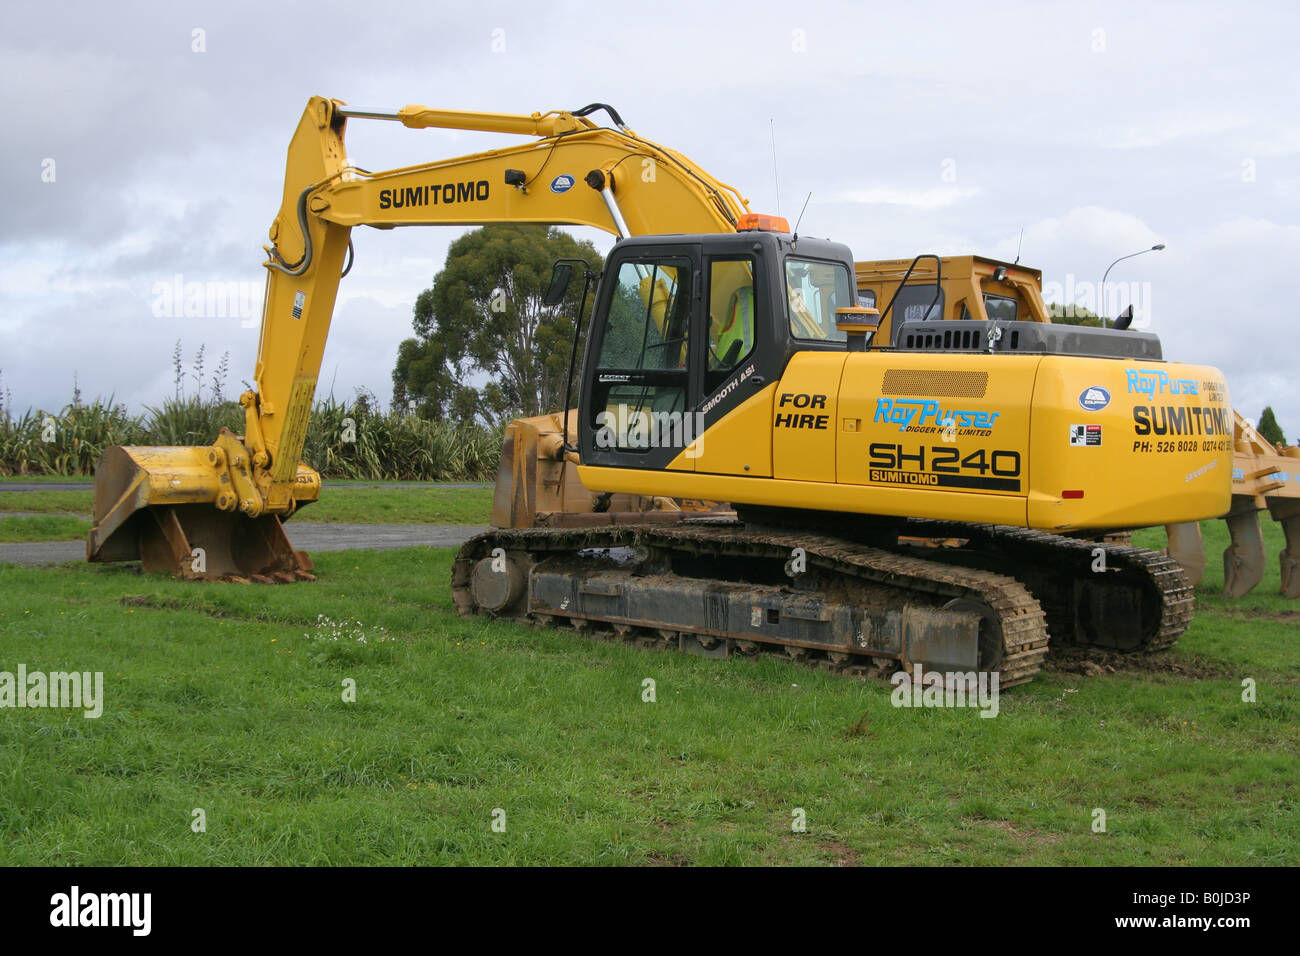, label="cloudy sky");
[3,0,1297,434]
